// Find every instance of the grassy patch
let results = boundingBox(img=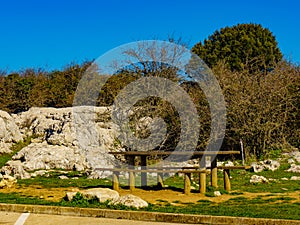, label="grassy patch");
[1,153,300,220]
[18,176,112,189]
